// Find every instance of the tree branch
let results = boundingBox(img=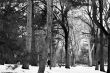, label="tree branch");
[92,0,108,35]
[53,5,61,12]
[90,43,95,52]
